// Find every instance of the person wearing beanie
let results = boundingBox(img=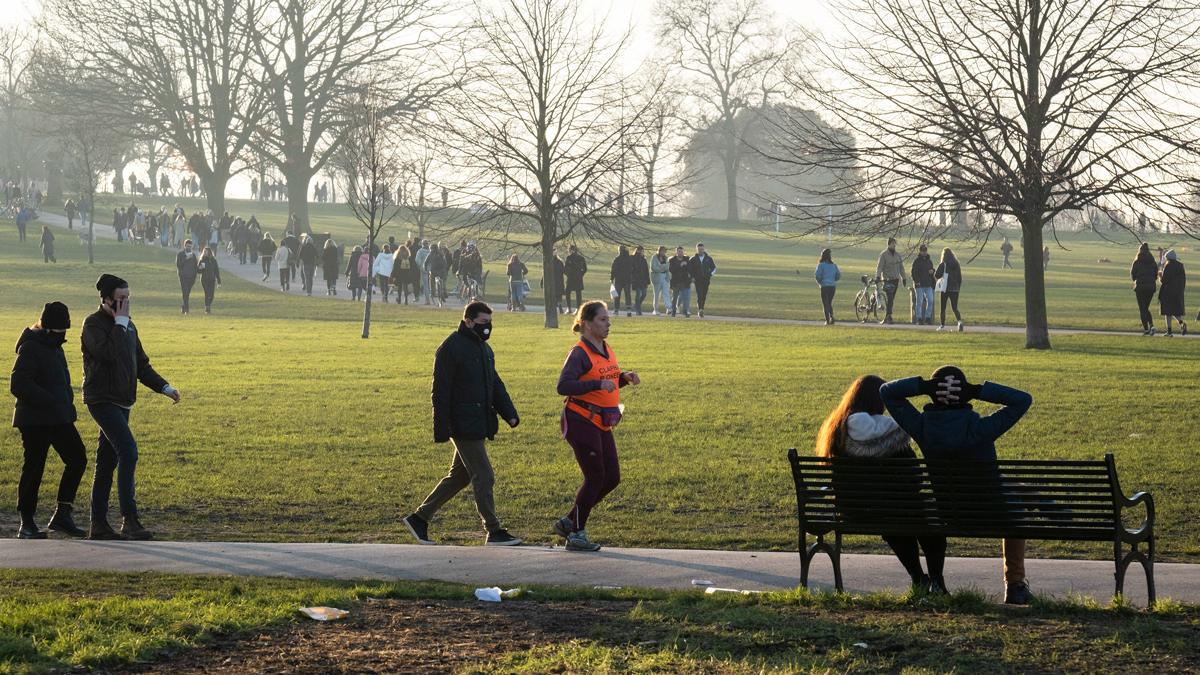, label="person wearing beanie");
[81,274,181,541]
[1158,249,1187,337]
[10,302,88,539]
[176,239,199,314]
[880,366,1034,605]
